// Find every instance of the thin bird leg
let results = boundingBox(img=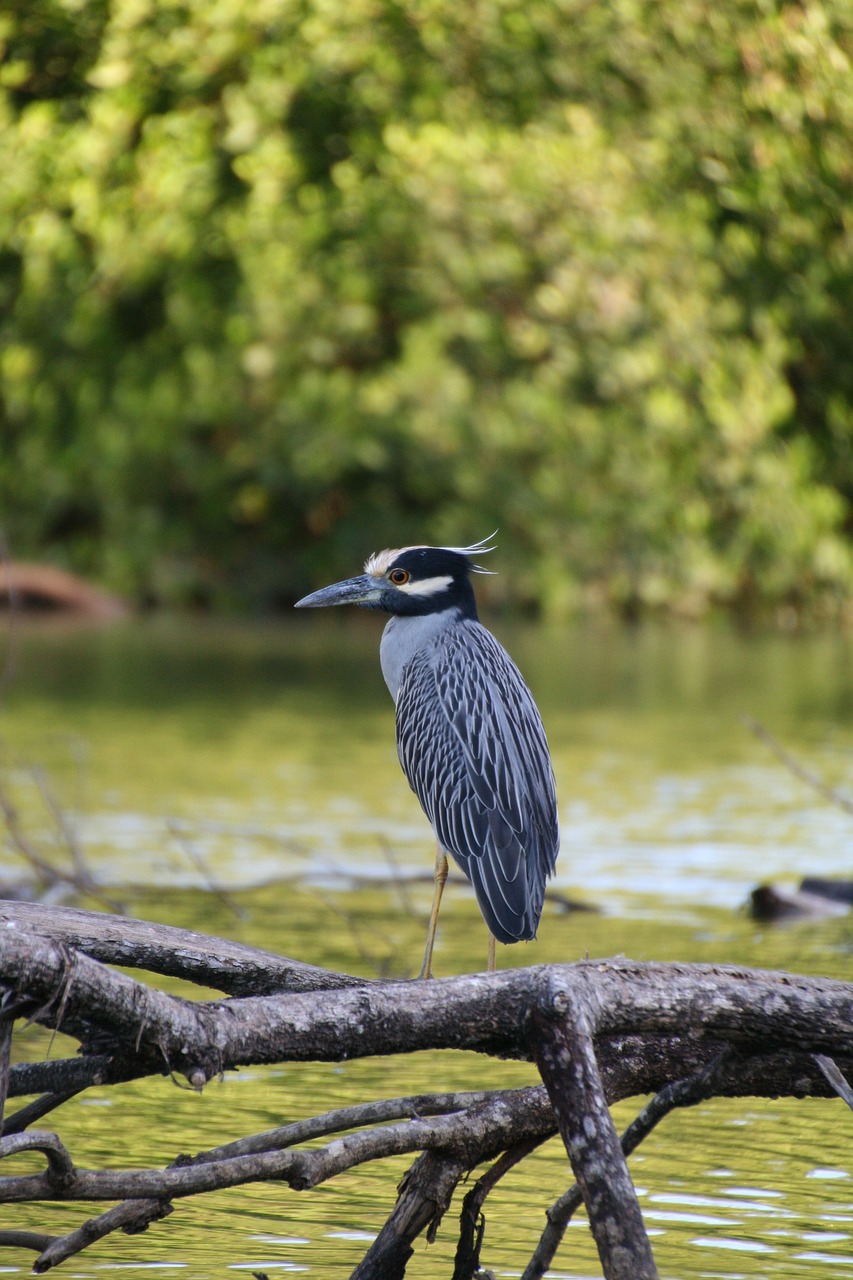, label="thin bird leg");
[418,845,449,980]
[487,932,496,973]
